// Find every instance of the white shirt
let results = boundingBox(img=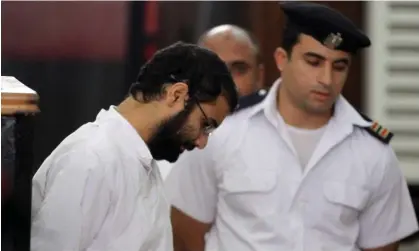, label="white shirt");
[157,160,173,180]
[286,124,326,169]
[165,80,418,251]
[31,106,173,251]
